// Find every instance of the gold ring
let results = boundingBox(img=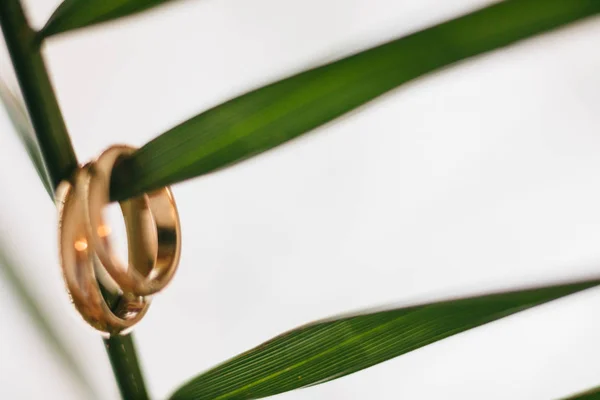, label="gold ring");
[57,166,150,335]
[85,145,181,296]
